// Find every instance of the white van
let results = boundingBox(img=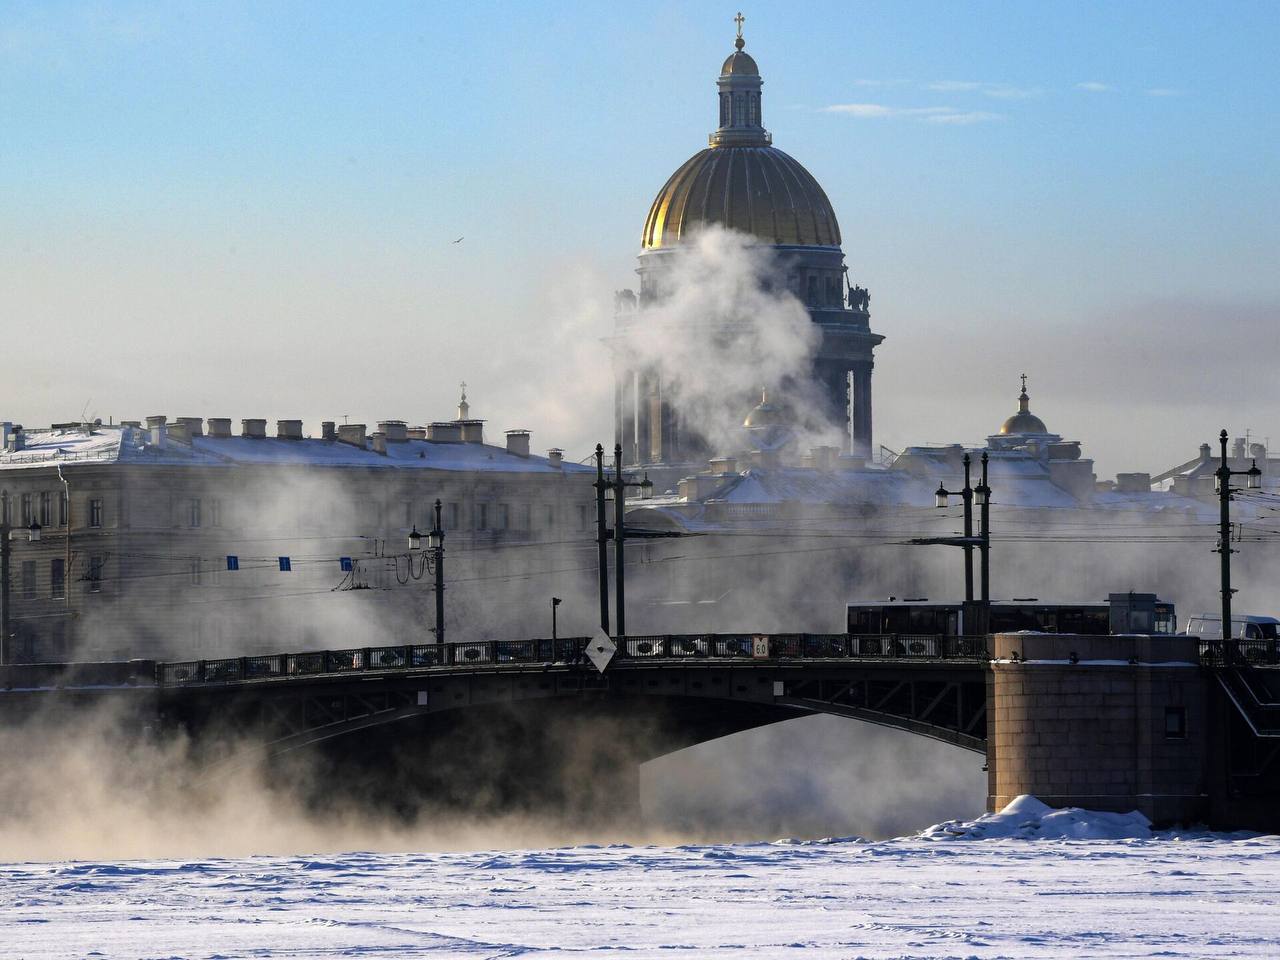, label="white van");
[1184,613,1280,640]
